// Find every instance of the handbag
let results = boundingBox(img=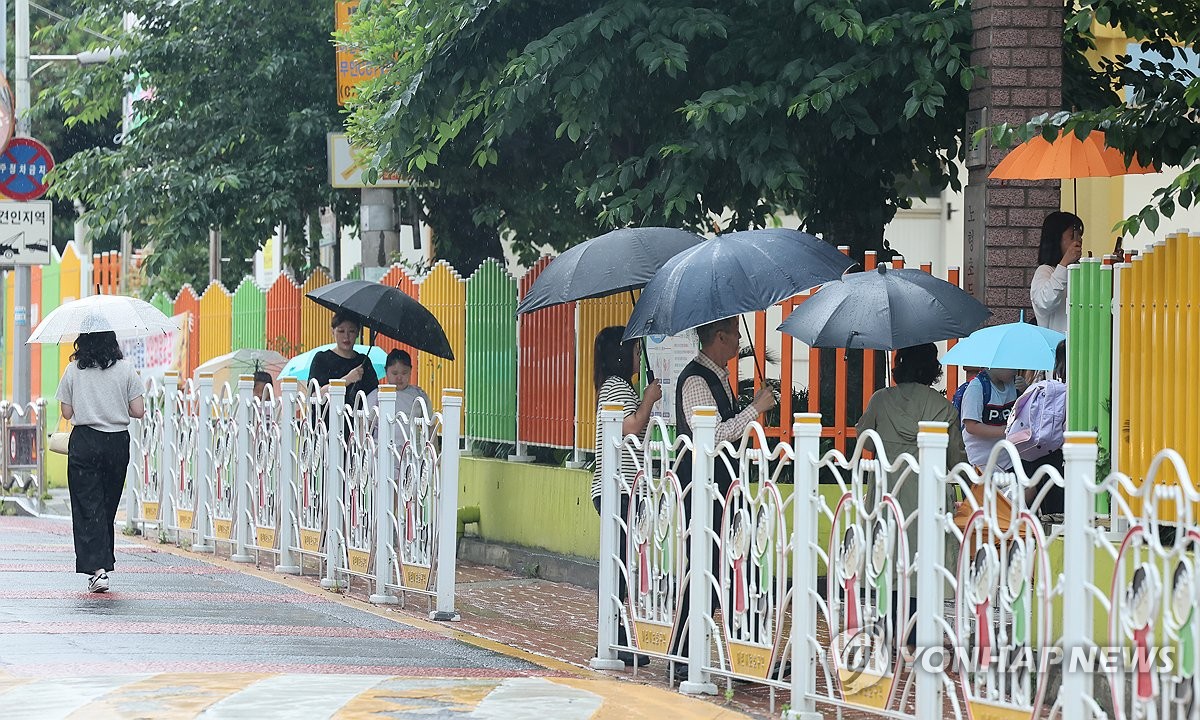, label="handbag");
[48,420,72,455]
